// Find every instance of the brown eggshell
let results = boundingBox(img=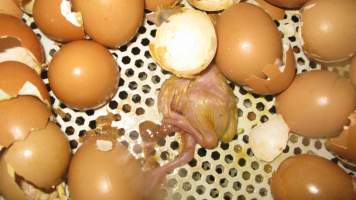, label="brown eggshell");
[68,136,144,200]
[276,70,356,138]
[72,0,144,48]
[271,154,355,200]
[0,0,22,18]
[326,112,356,163]
[245,46,296,95]
[265,0,309,9]
[350,57,356,88]
[0,96,51,147]
[215,3,283,86]
[48,40,119,110]
[0,14,45,72]
[3,122,71,190]
[0,158,27,200]
[145,0,180,11]
[33,0,85,42]
[301,0,356,63]
[256,0,285,20]
[0,61,49,103]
